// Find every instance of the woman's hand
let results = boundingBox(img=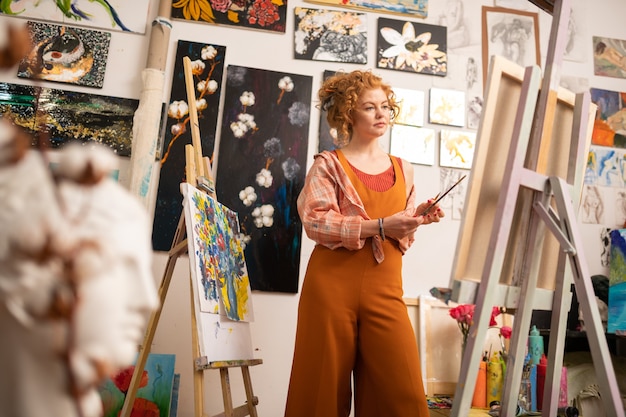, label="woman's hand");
[381,211,424,241]
[413,200,446,225]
